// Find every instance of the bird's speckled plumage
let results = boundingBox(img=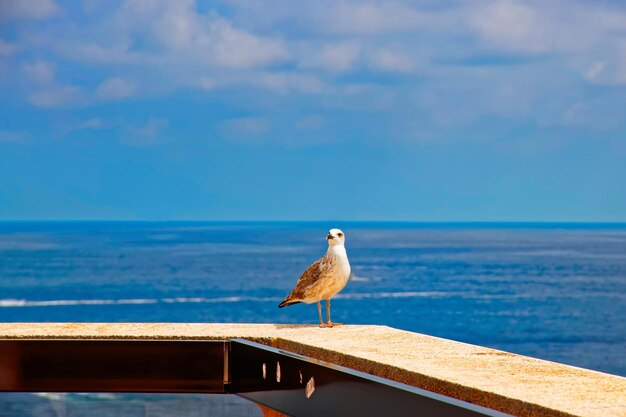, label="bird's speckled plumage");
[279,228,351,327]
